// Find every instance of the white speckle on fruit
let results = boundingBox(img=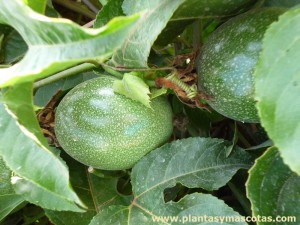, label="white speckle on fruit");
[247,42,261,52]
[55,77,173,170]
[214,42,223,52]
[97,88,114,96]
[90,99,110,111]
[198,8,284,123]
